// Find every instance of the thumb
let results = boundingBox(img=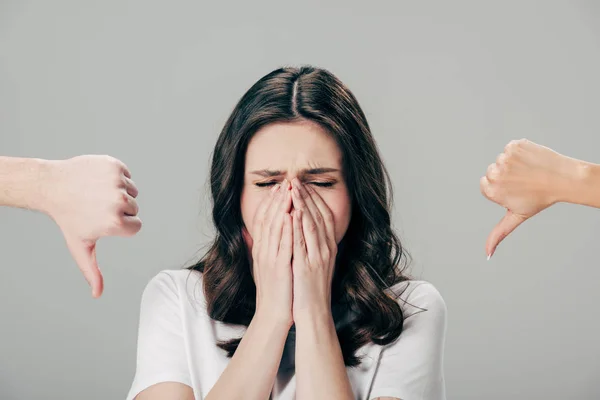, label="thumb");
[66,236,104,298]
[486,210,525,259]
